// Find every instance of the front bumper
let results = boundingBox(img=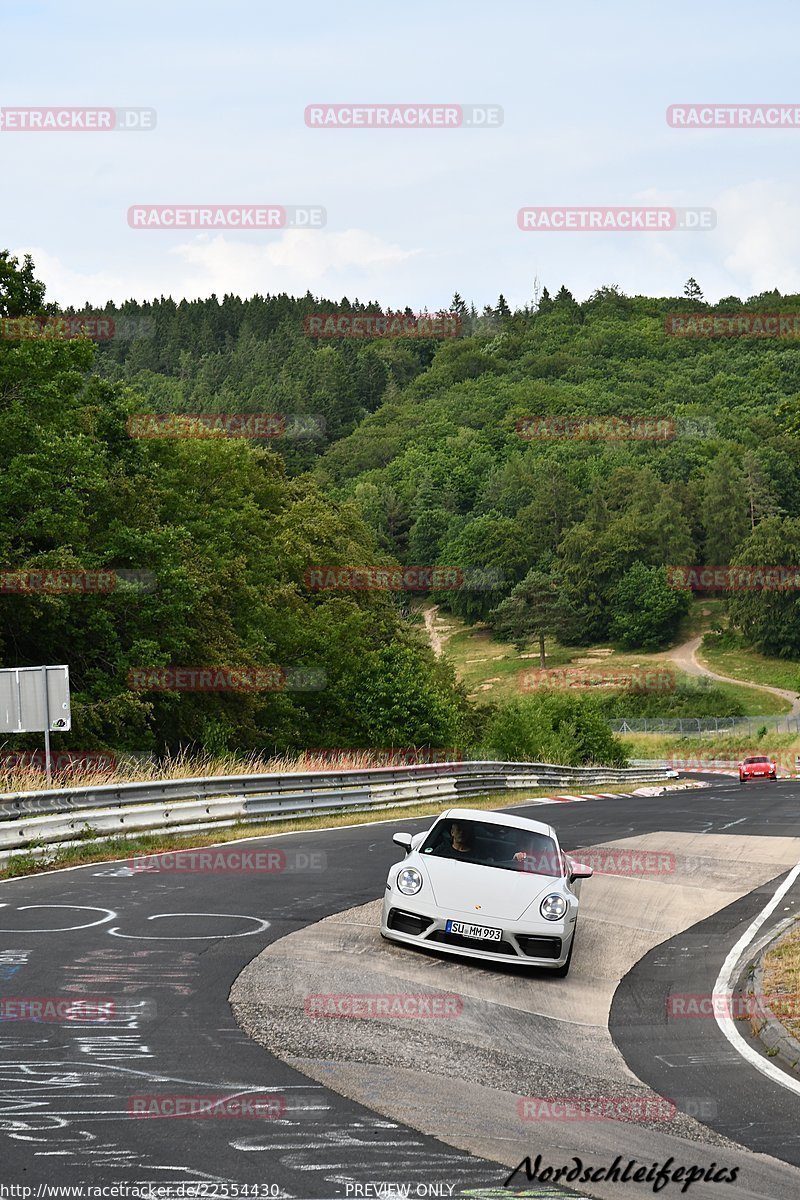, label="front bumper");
[380,894,576,969]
